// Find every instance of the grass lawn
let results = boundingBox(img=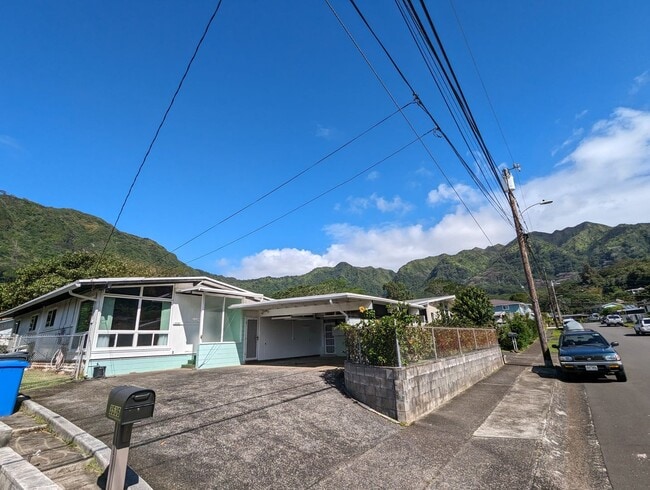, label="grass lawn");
[548,328,561,353]
[20,369,74,392]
